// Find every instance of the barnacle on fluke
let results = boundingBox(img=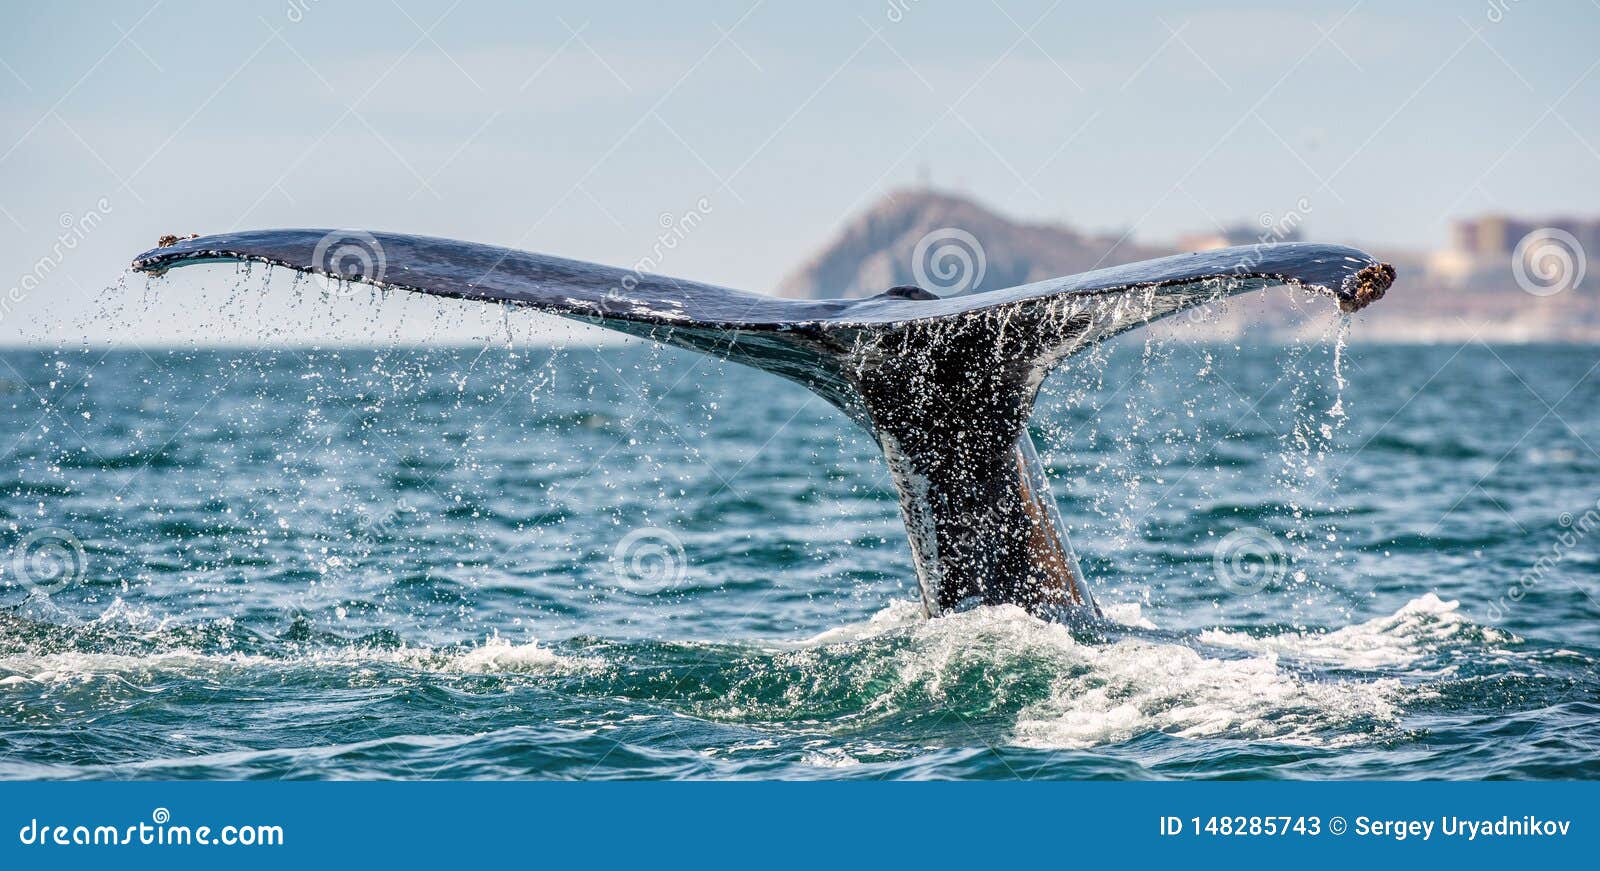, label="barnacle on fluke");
[1341,262,1397,313]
